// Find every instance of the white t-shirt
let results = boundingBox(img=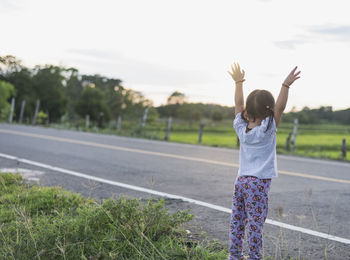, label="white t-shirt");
[233,112,278,179]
